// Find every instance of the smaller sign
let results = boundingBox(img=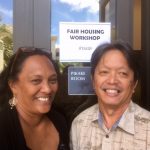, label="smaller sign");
[68,66,95,95]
